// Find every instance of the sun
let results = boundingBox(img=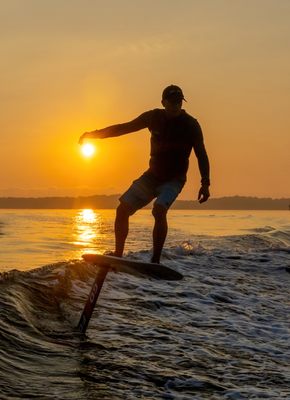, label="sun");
[81,143,96,158]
